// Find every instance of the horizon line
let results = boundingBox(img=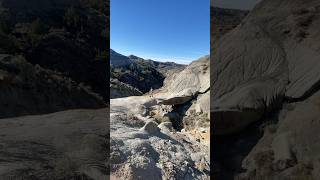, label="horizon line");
[111,48,209,65]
